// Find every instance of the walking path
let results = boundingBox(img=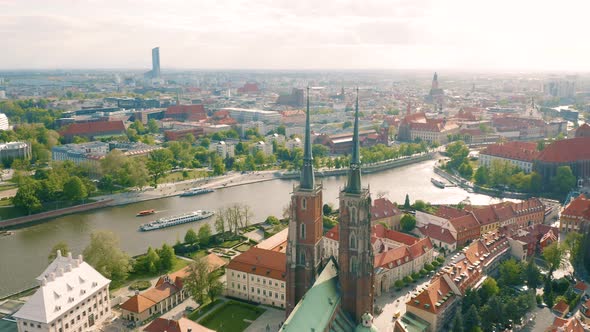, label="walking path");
[243,307,285,332]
